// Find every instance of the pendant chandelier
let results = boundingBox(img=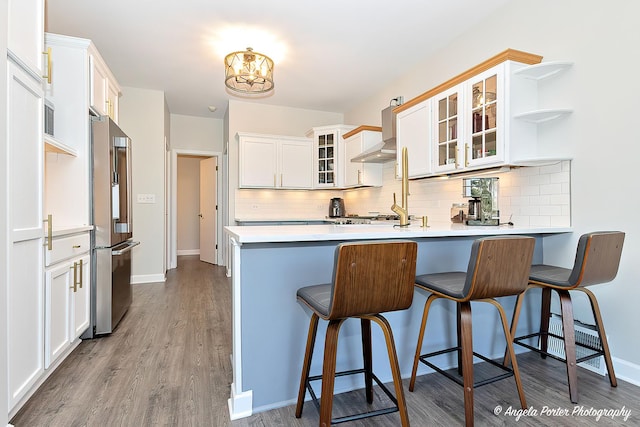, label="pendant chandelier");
[224,47,274,94]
